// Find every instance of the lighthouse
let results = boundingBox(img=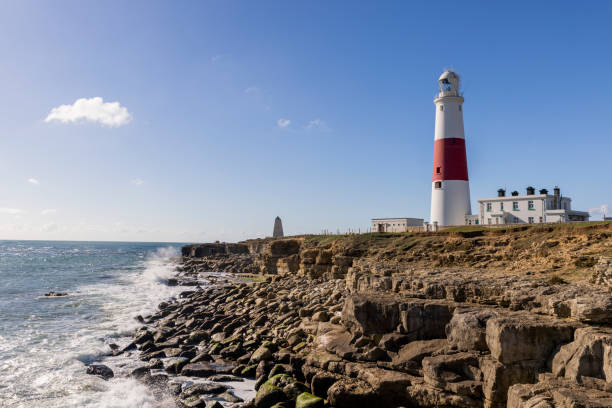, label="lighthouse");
[430,70,472,227]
